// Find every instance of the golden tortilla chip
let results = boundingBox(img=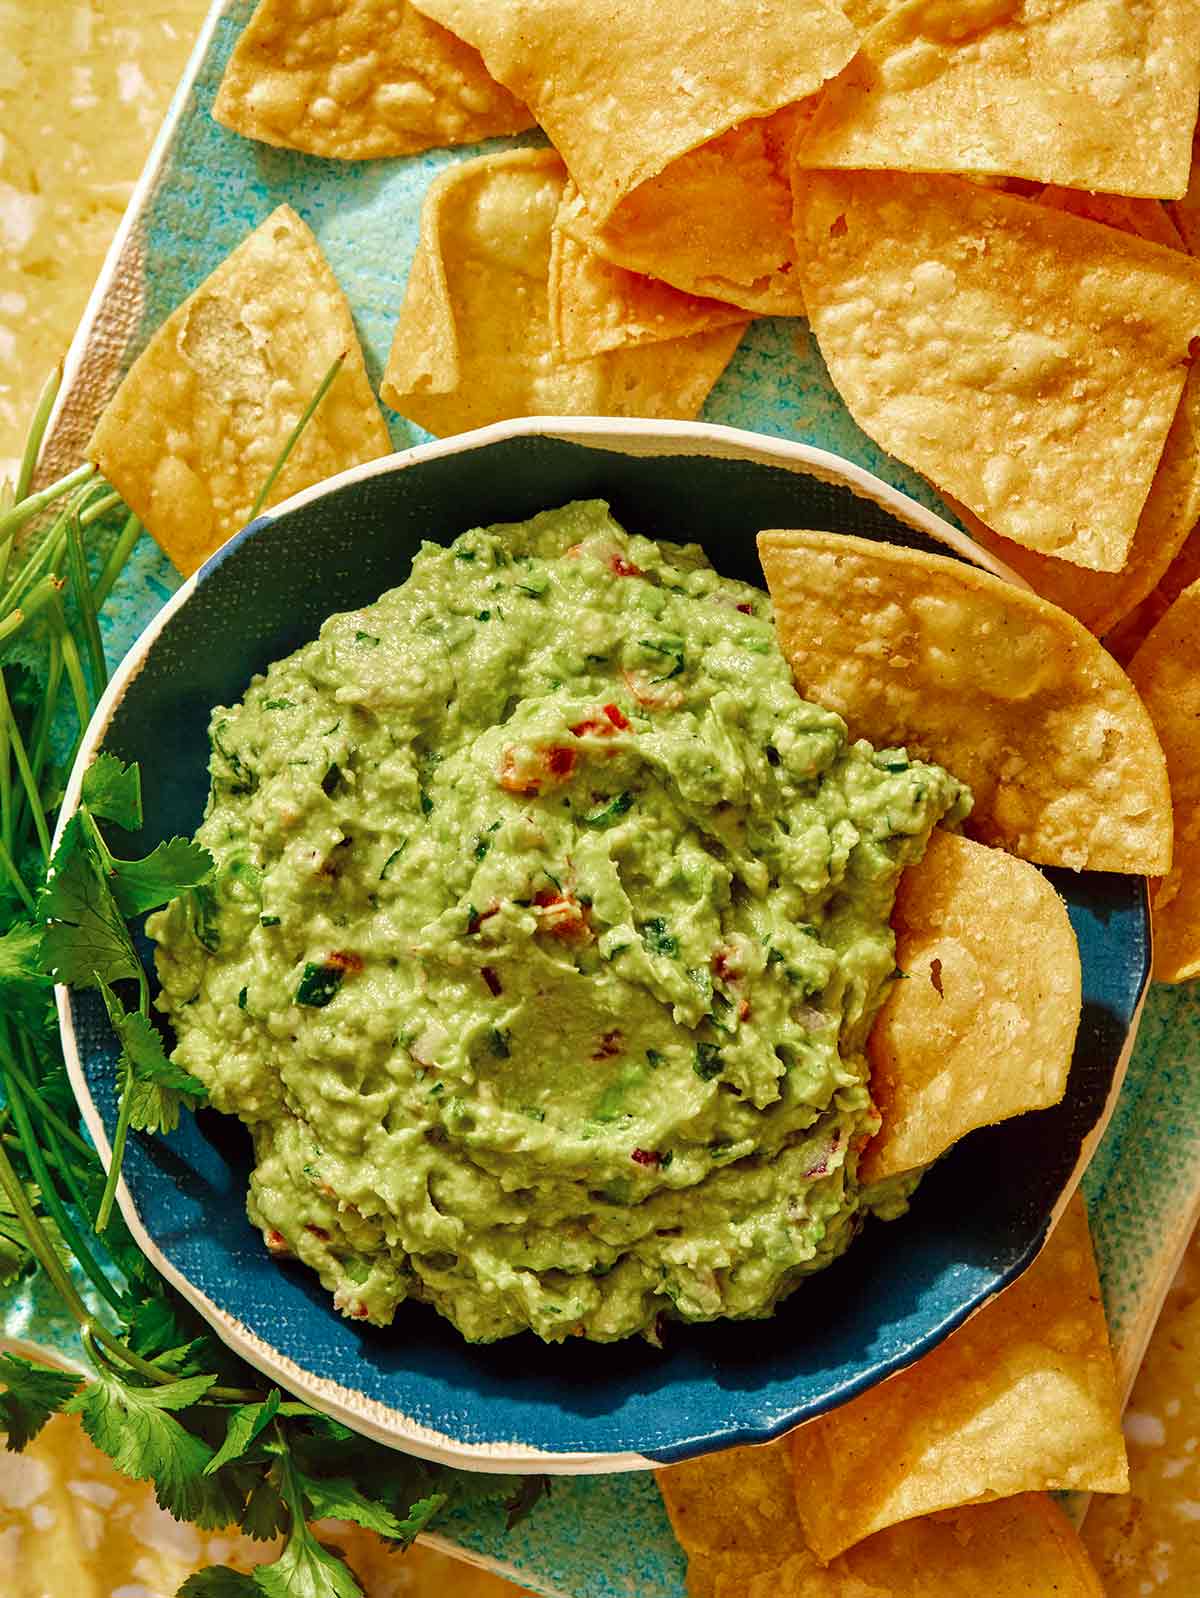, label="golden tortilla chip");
[1168,131,1200,253]
[797,0,1200,199]
[659,1435,800,1573]
[409,0,856,225]
[212,0,533,159]
[955,365,1200,638]
[789,1194,1127,1561]
[89,205,391,577]
[1107,523,1200,663]
[758,529,1172,874]
[557,106,811,317]
[381,149,746,435]
[1037,185,1186,251]
[794,170,1200,573]
[715,1497,1104,1597]
[861,830,1079,1183]
[549,195,751,361]
[1081,1291,1200,1596]
[1125,582,1200,982]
